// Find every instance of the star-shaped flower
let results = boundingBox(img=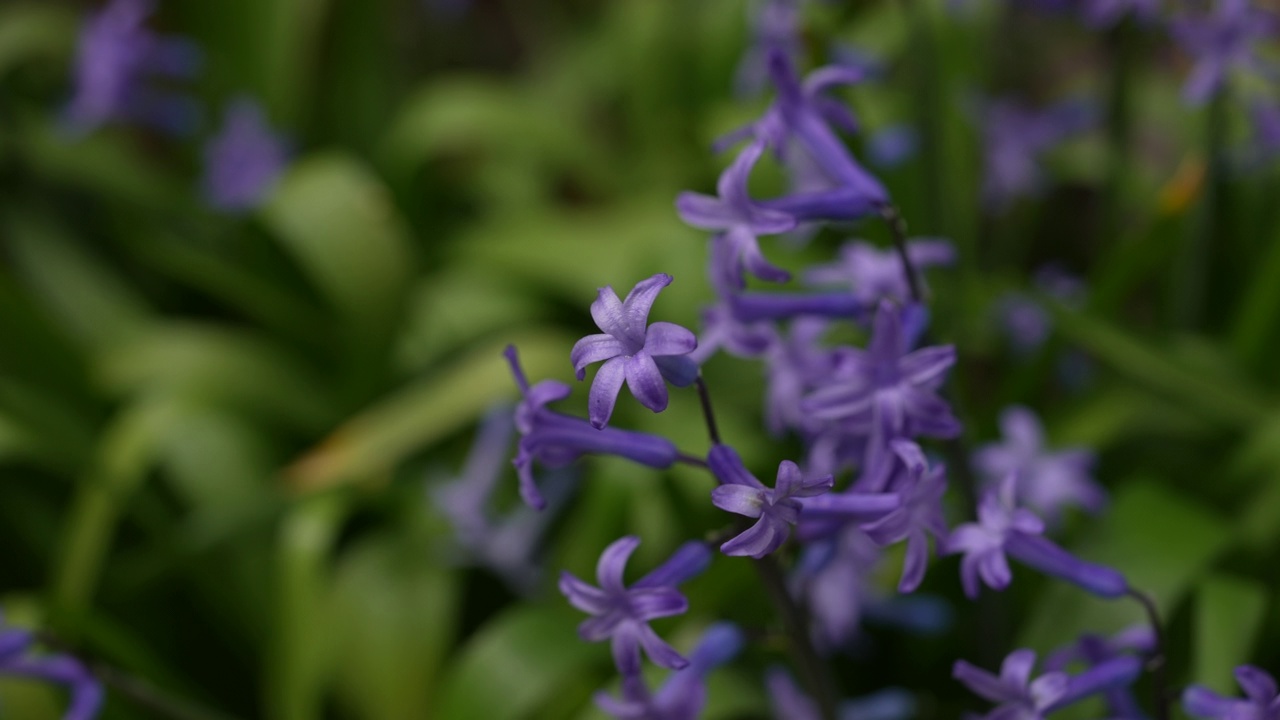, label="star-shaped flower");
[1184,666,1280,720]
[954,649,1069,720]
[571,273,698,429]
[709,445,833,558]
